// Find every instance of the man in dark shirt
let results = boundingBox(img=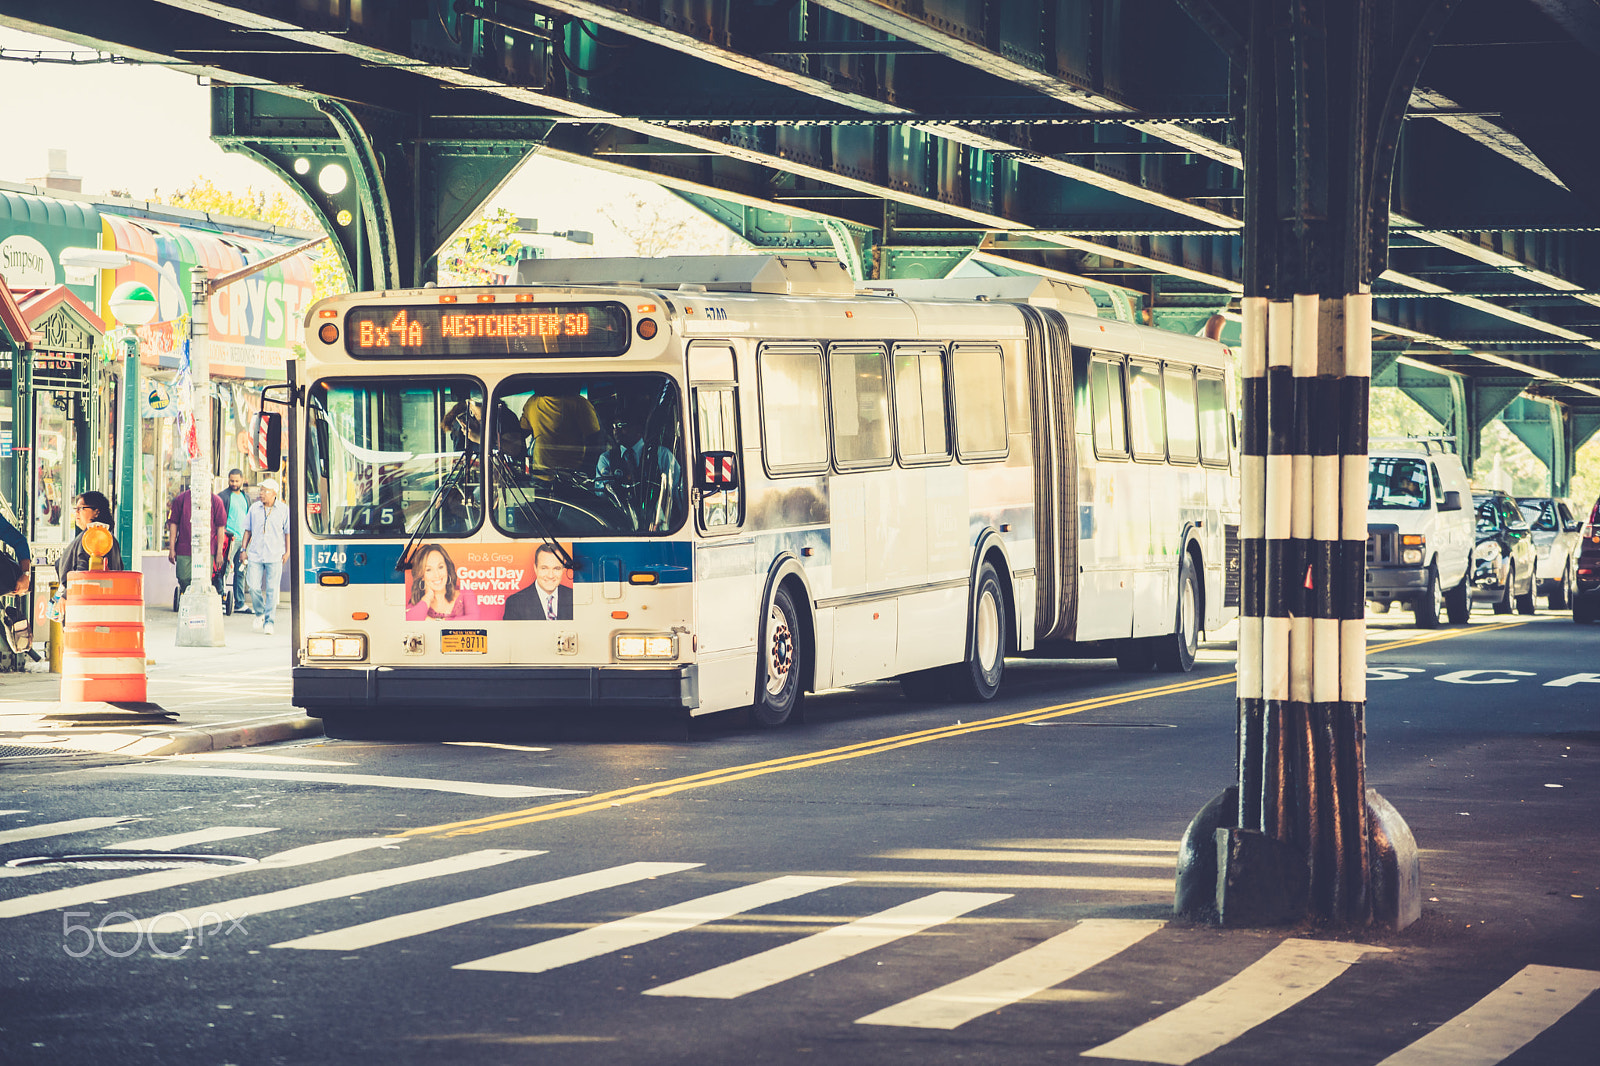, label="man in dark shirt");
[166,481,228,598]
